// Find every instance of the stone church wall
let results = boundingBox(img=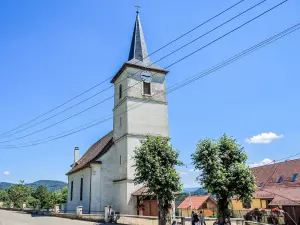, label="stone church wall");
[67,167,91,213]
